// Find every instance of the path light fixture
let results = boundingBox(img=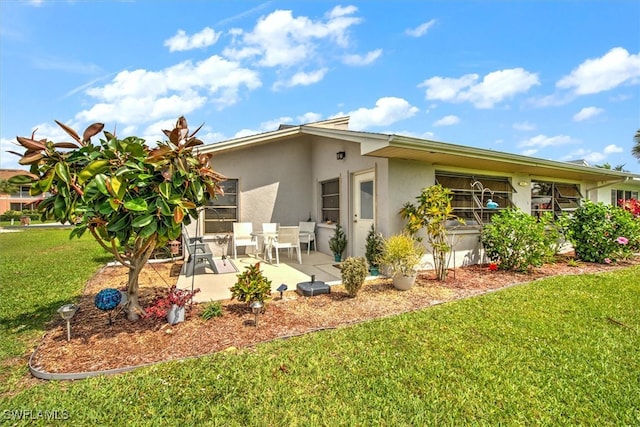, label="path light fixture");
[250,301,264,327]
[277,284,288,299]
[58,304,79,341]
